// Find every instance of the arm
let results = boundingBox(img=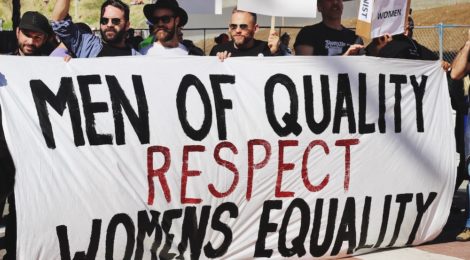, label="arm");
[267,30,280,55]
[294,44,314,55]
[52,0,71,21]
[343,44,364,56]
[293,26,314,56]
[450,30,470,80]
